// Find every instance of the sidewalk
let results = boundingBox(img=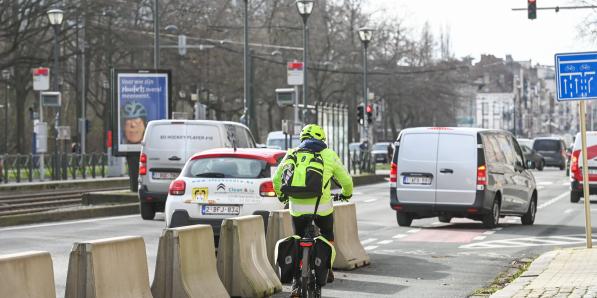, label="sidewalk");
[491,247,597,298]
